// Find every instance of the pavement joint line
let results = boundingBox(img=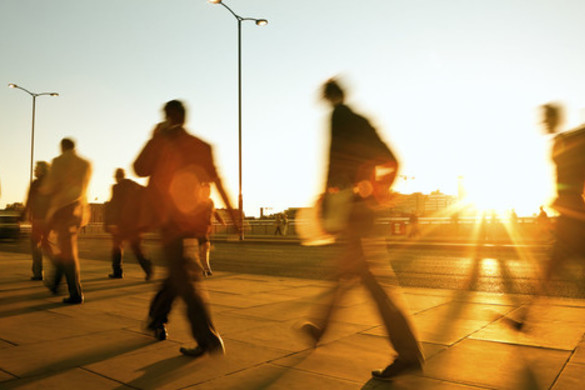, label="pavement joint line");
[79,366,142,390]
